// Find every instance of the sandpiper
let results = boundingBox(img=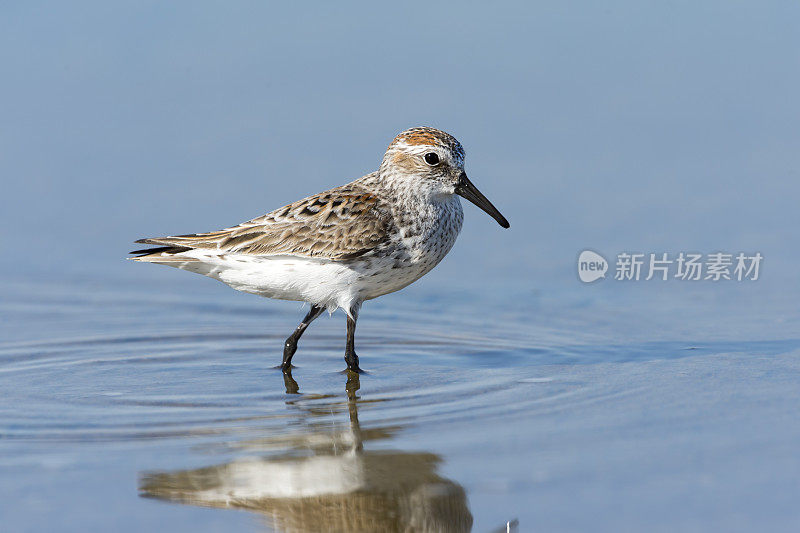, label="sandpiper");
[130,127,509,373]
